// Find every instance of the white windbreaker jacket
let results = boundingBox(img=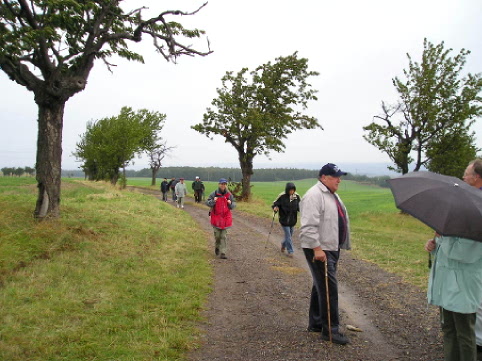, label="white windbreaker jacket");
[299,181,351,251]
